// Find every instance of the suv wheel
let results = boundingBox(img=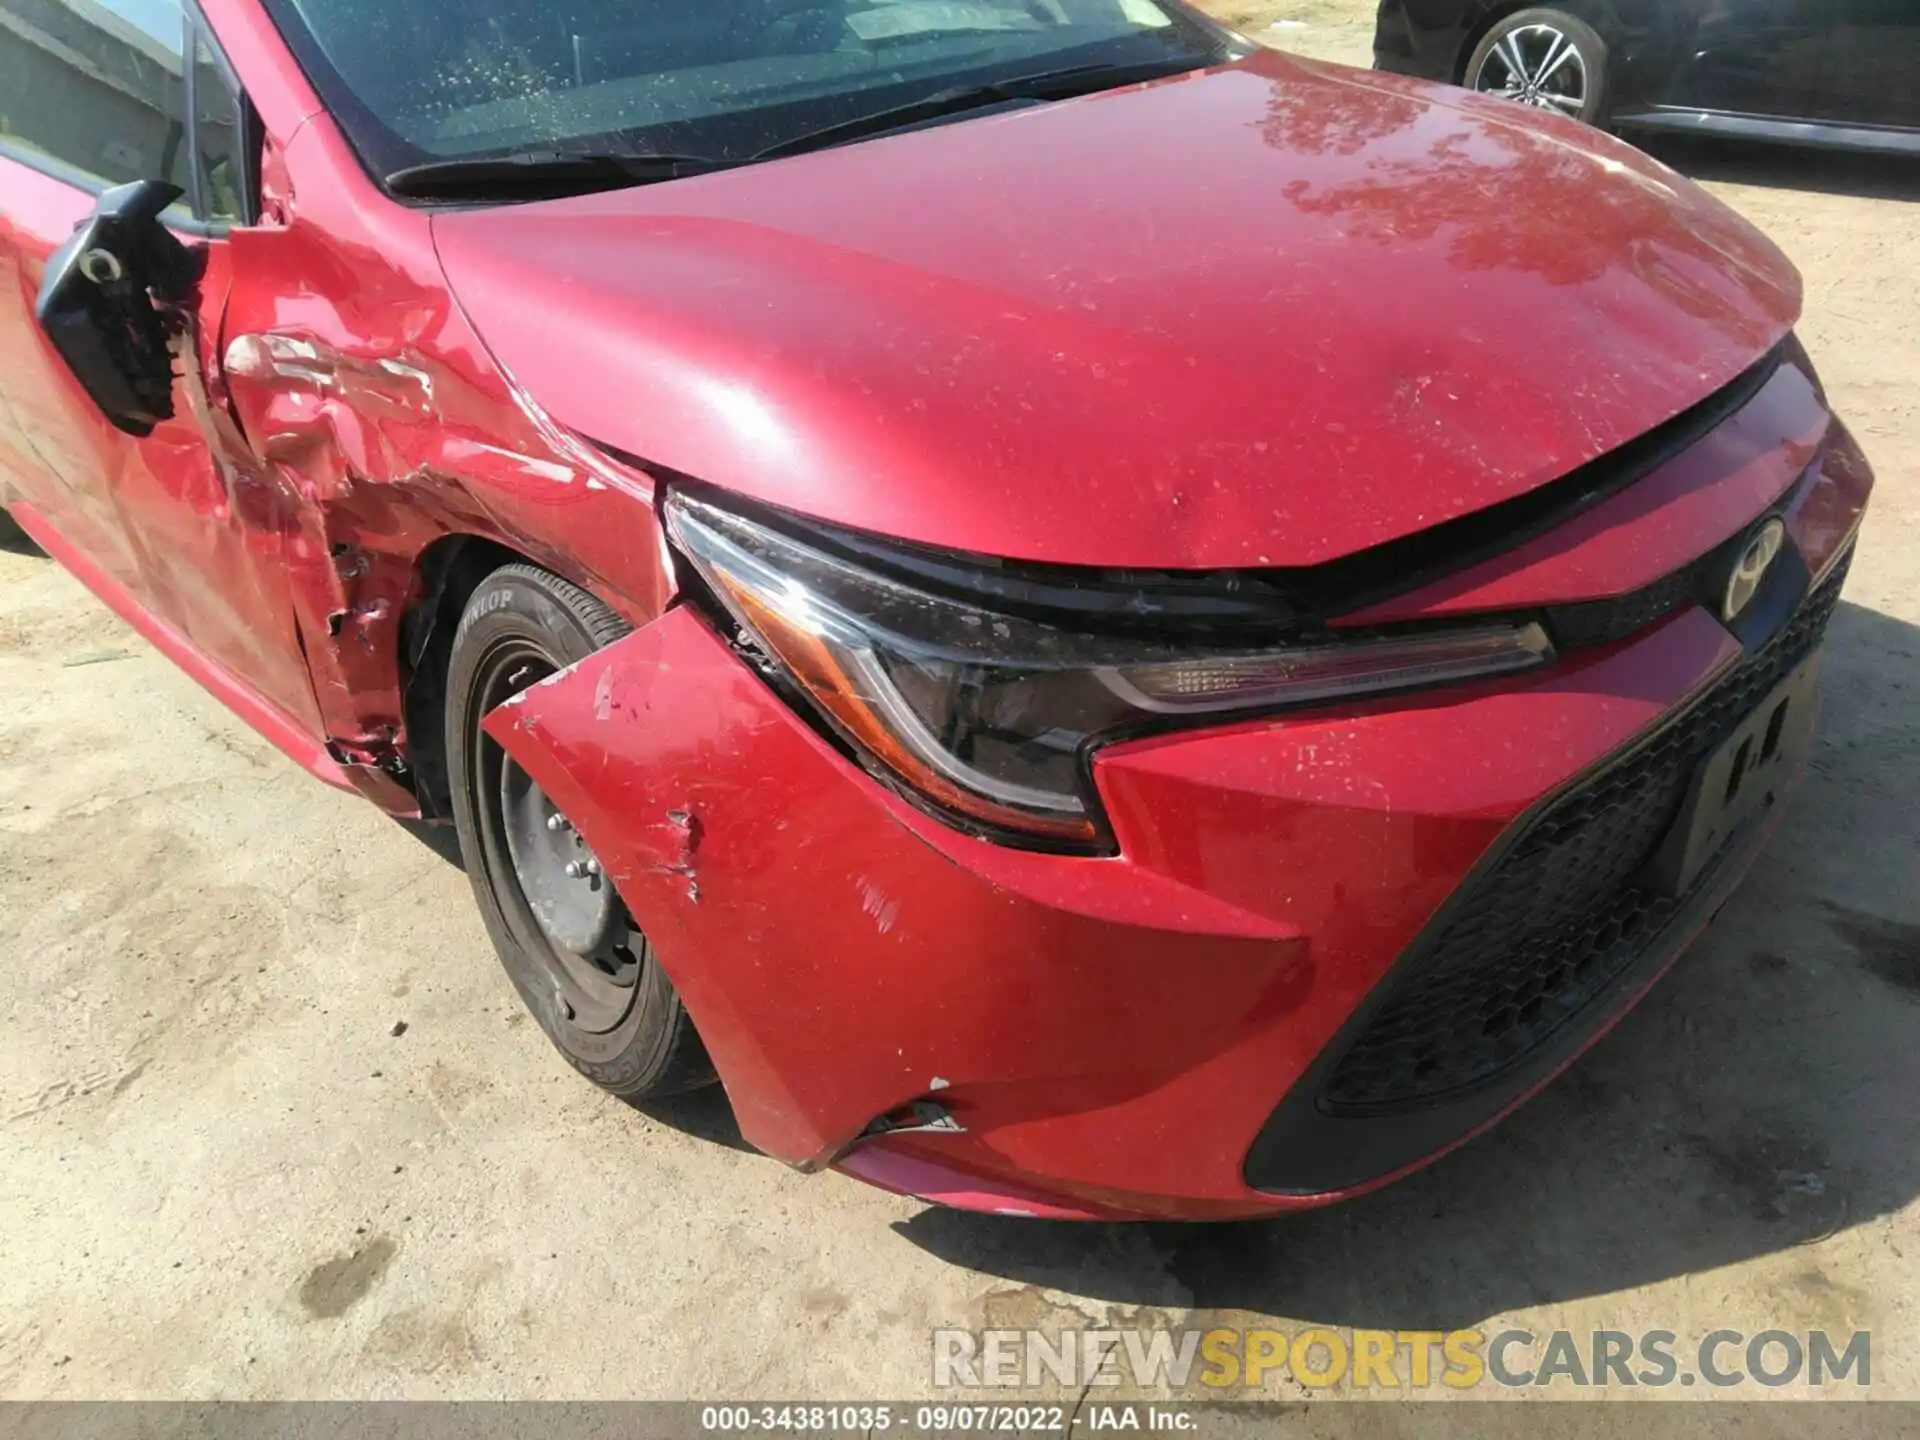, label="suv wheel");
[1466,8,1610,126]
